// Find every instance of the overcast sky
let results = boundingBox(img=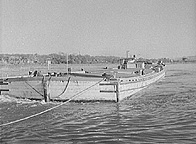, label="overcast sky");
[1,0,196,58]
